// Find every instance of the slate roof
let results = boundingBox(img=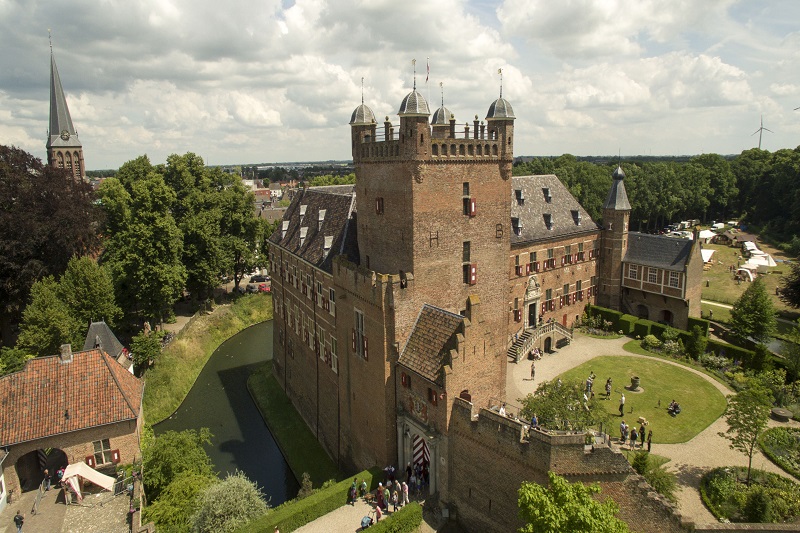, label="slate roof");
[0,348,143,446]
[624,232,694,272]
[83,321,124,359]
[350,103,376,125]
[268,185,359,273]
[602,166,631,211]
[398,305,463,386]
[398,90,430,116]
[486,97,515,120]
[510,175,598,245]
[47,50,82,150]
